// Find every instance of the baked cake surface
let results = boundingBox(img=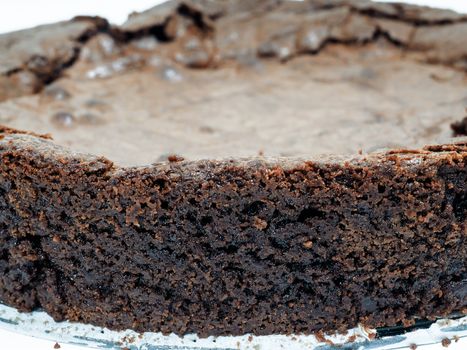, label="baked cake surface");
[0,0,465,337]
[1,0,467,165]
